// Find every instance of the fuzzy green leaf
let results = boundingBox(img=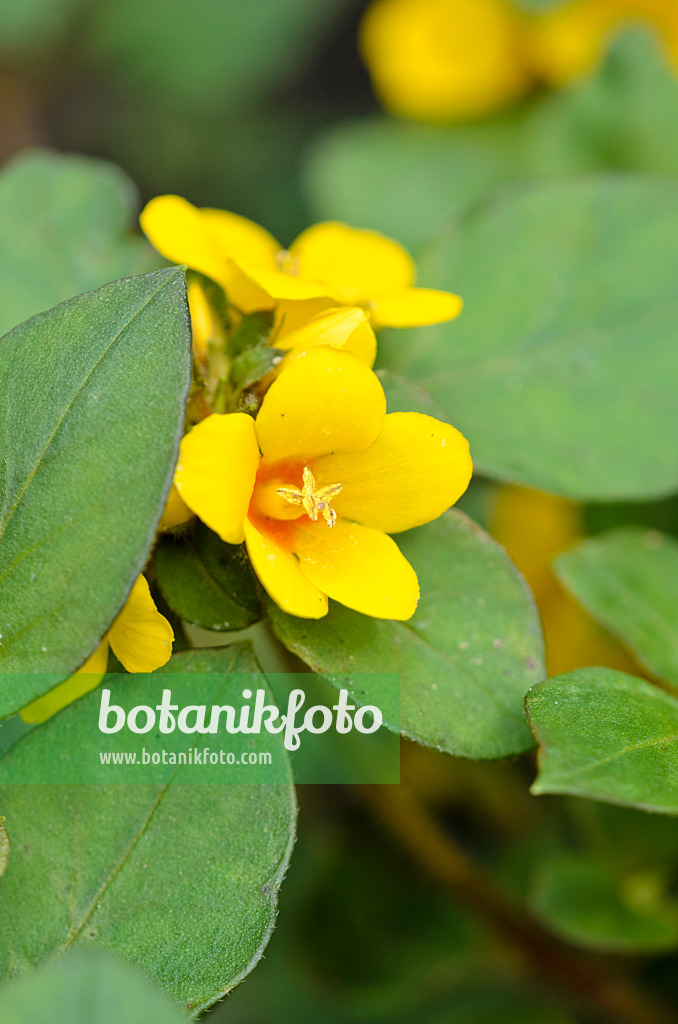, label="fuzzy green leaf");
[377,176,678,500]
[155,524,260,632]
[0,268,191,714]
[527,668,678,813]
[0,949,187,1024]
[0,647,296,1016]
[555,528,678,686]
[0,150,157,337]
